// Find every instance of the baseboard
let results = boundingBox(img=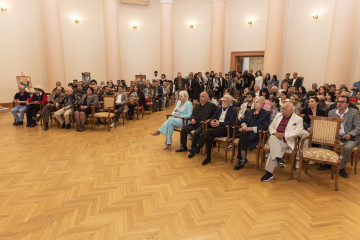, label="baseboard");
[0,102,12,109]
